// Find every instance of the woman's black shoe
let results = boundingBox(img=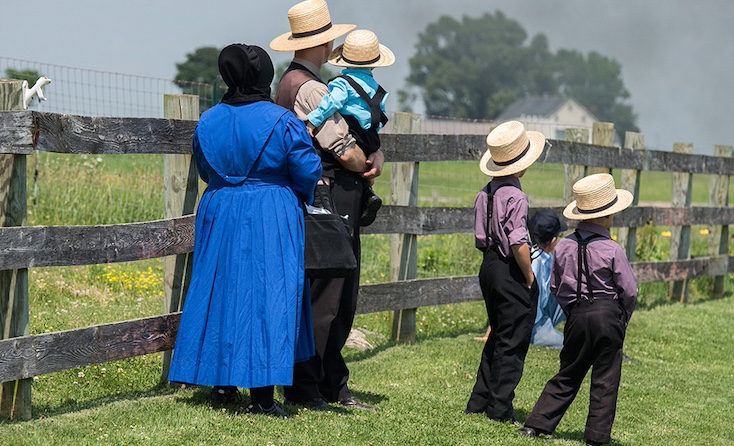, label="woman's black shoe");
[210,386,242,405]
